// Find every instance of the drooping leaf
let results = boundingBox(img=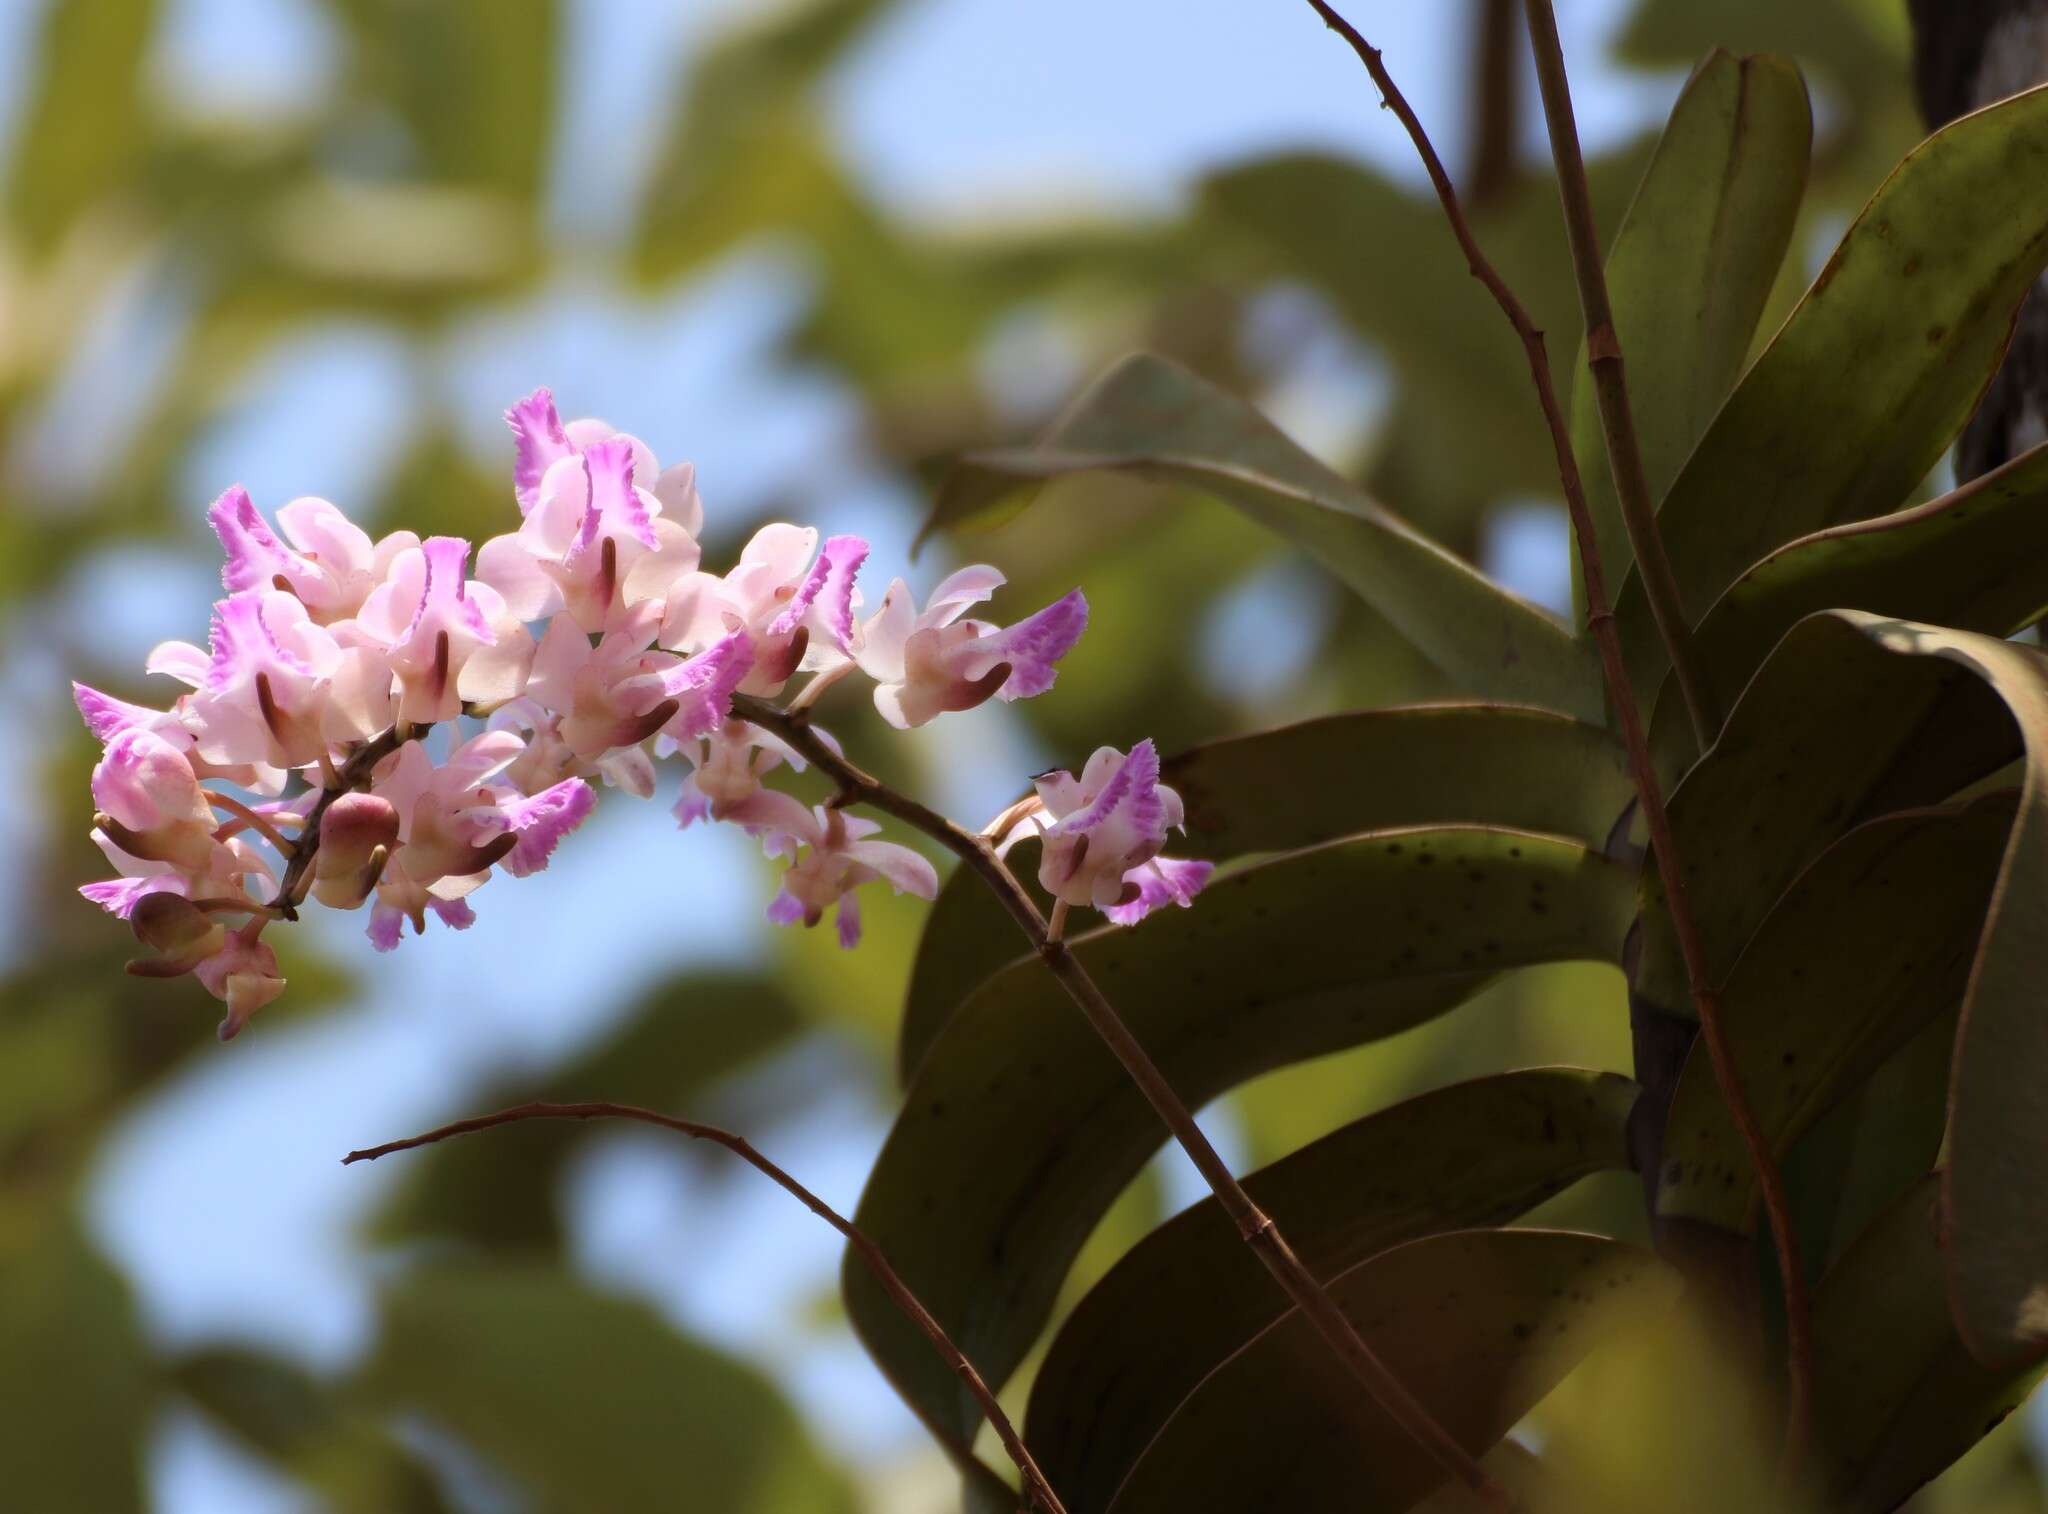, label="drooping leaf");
[1026,1069,1638,1512]
[1640,610,2048,1366]
[1812,1175,2048,1510]
[1655,438,2048,747]
[1568,50,1810,621]
[848,827,1634,1453]
[1102,1231,1678,1514]
[900,705,1631,1080]
[364,1262,855,1514]
[918,354,1602,720]
[1615,82,2048,701]
[0,1221,151,1513]
[1655,799,2009,1233]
